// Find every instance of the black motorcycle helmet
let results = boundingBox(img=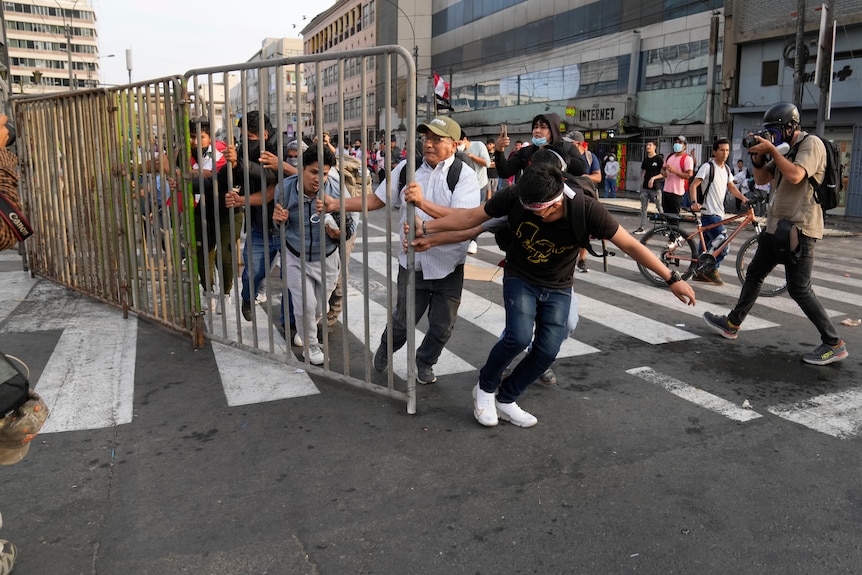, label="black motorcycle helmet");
[762,102,800,142]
